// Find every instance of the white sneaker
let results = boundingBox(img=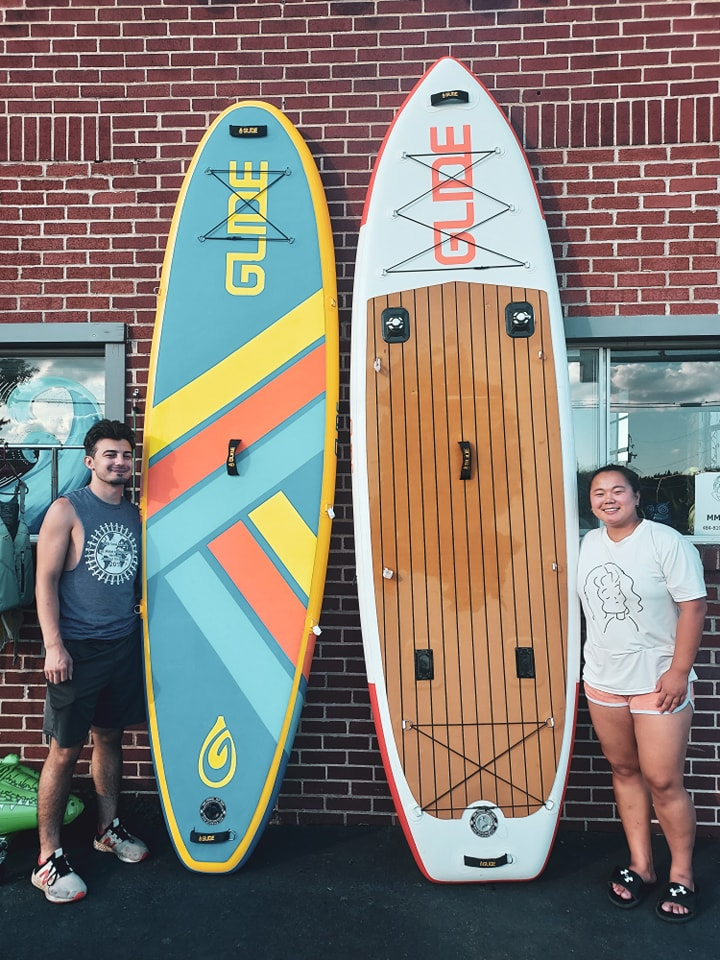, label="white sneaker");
[93,818,149,863]
[31,848,87,903]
